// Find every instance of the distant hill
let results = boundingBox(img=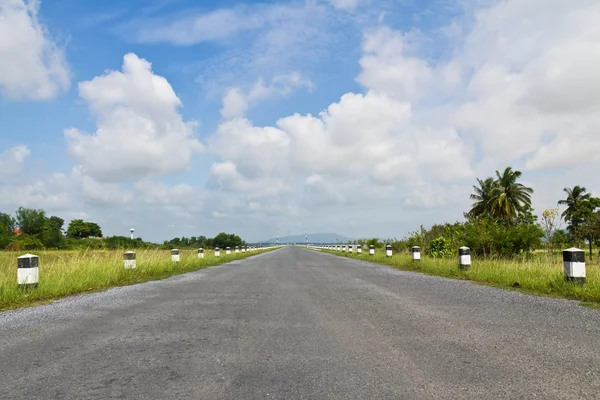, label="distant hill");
[261,233,354,244]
